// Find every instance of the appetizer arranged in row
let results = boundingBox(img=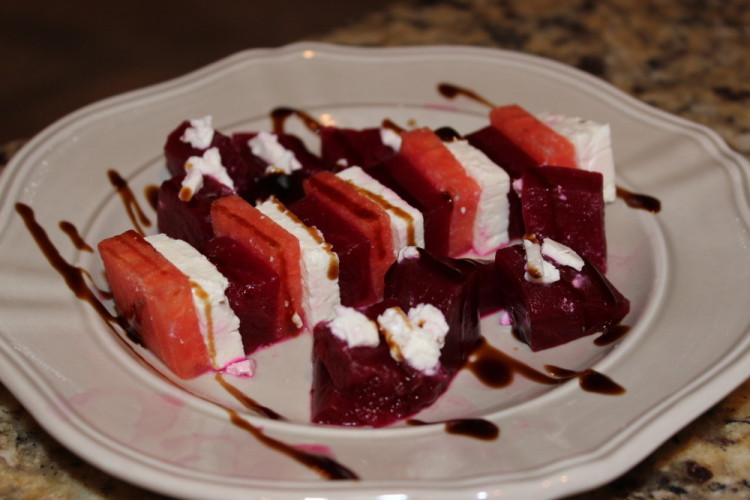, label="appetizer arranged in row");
[98,101,628,426]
